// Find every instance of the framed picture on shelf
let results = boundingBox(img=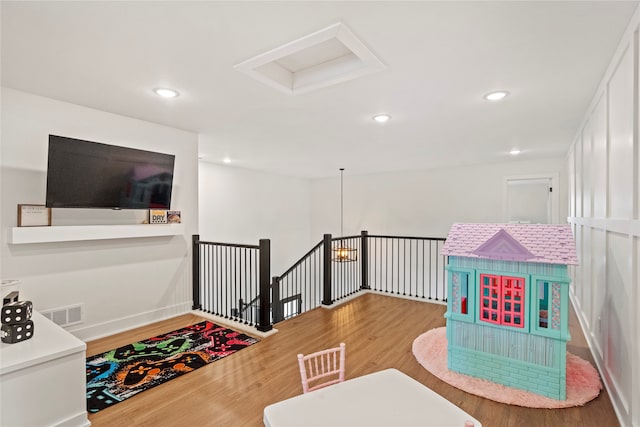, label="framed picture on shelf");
[17,204,51,227]
[167,210,181,223]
